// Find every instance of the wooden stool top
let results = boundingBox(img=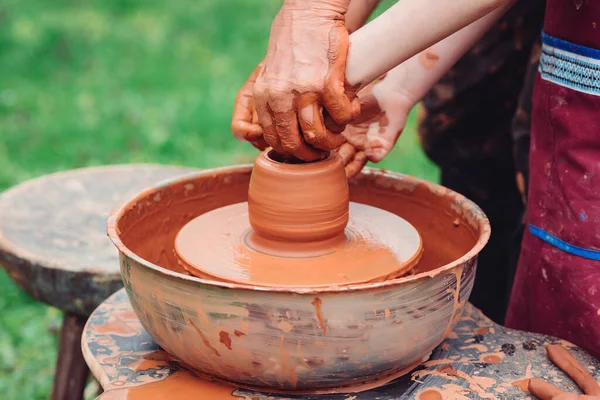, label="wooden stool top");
[85,289,600,399]
[0,164,194,315]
